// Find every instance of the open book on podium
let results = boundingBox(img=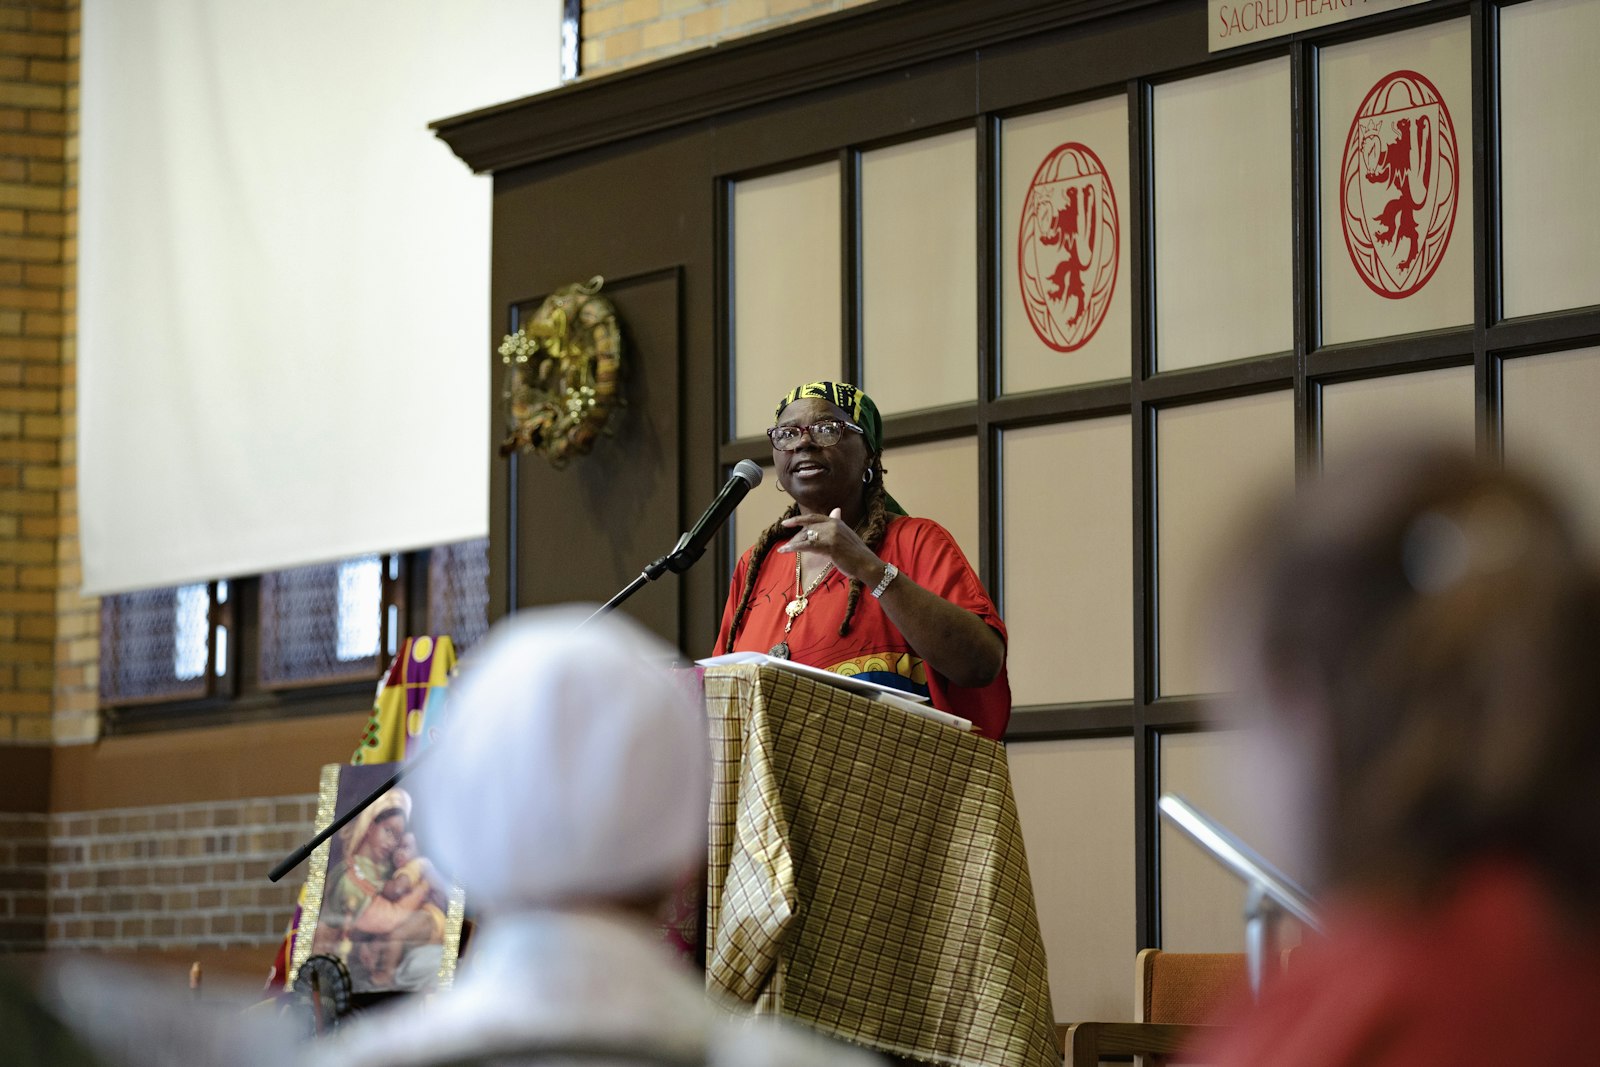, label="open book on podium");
[695,650,972,732]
